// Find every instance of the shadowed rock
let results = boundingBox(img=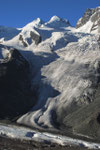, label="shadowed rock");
[19,35,28,47]
[19,31,41,47]
[0,45,36,120]
[76,7,100,33]
[30,31,42,45]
